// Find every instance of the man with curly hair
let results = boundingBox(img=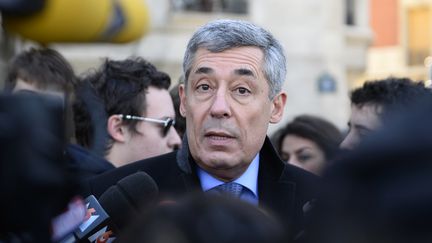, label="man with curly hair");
[340,77,431,150]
